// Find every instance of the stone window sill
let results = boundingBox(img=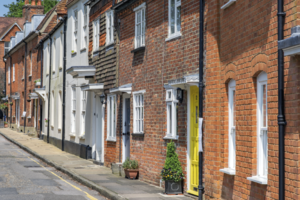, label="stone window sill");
[165,33,182,42]
[106,137,116,142]
[221,0,236,9]
[163,135,179,140]
[247,176,267,185]
[70,133,76,137]
[132,132,144,136]
[131,46,145,53]
[220,168,236,175]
